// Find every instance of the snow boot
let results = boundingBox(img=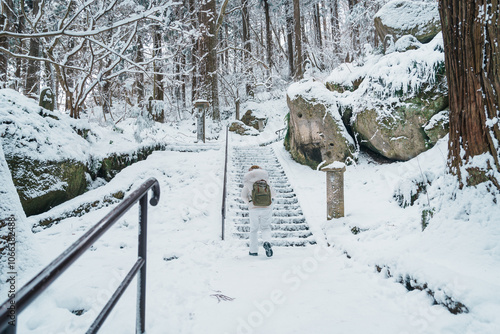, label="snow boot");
[263,242,273,257]
[249,252,258,256]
